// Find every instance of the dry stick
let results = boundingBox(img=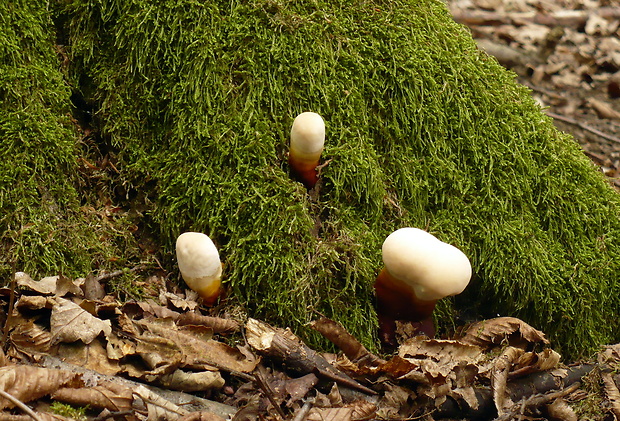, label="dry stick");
[546,111,620,145]
[0,389,43,421]
[254,367,287,420]
[495,381,581,421]
[291,395,315,421]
